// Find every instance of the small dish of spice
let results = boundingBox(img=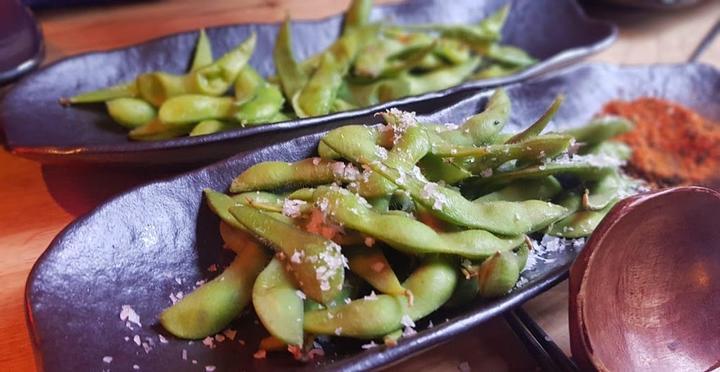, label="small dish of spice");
[600,97,720,189]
